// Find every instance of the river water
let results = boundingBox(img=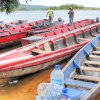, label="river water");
[0,10,100,100]
[0,10,100,23]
